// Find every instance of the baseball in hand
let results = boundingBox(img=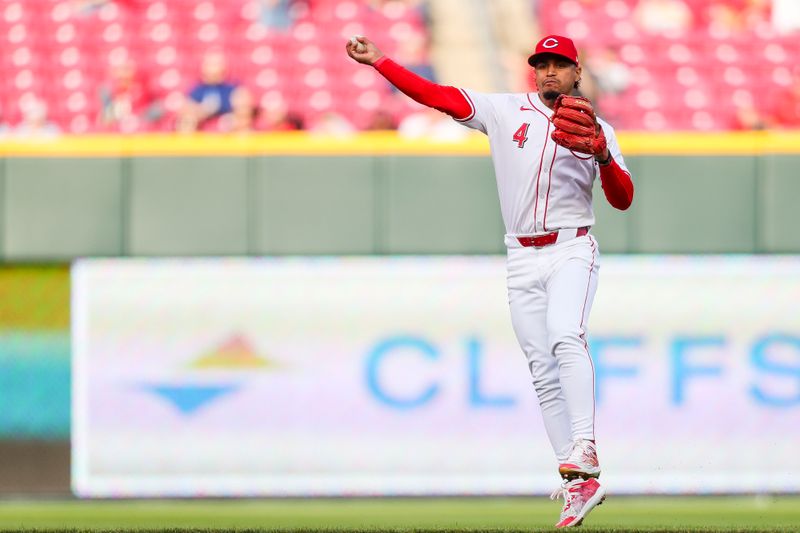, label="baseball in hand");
[350,35,366,53]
